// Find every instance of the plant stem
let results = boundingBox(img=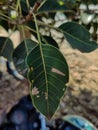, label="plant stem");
[9,0,46,25]
[33,14,41,44]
